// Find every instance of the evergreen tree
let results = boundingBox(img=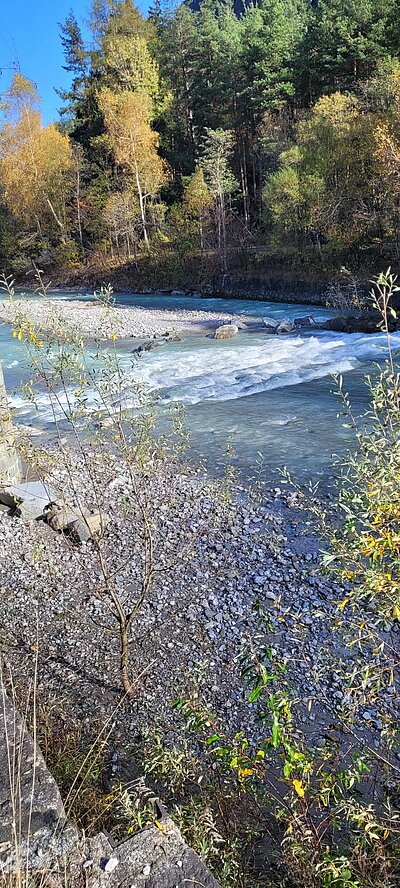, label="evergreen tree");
[239,0,307,121]
[296,0,397,106]
[57,11,89,126]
